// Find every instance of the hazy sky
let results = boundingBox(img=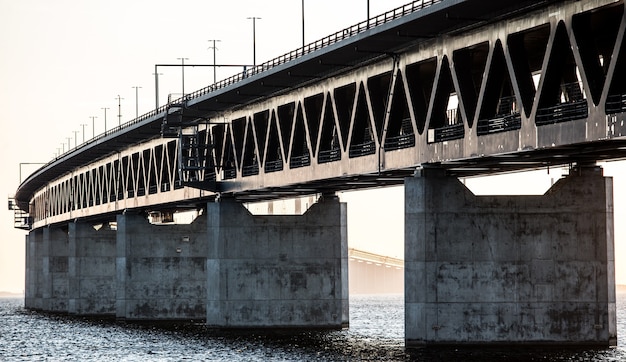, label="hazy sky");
[1,0,625,293]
